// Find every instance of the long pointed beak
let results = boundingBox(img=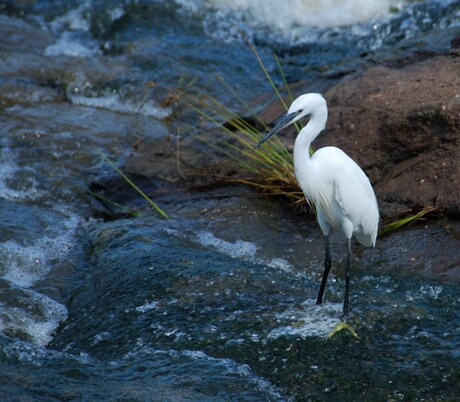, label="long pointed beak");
[254,110,301,150]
